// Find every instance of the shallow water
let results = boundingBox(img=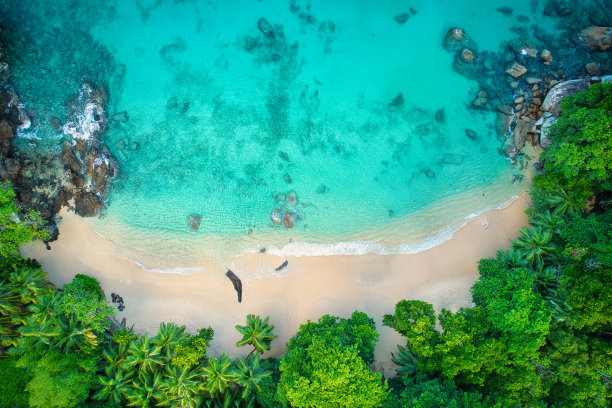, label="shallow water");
[2,0,570,267]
